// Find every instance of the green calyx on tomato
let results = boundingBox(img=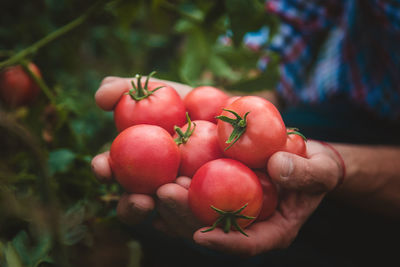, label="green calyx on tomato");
[174,113,196,145]
[216,109,250,150]
[126,71,164,101]
[201,203,255,237]
[286,128,307,142]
